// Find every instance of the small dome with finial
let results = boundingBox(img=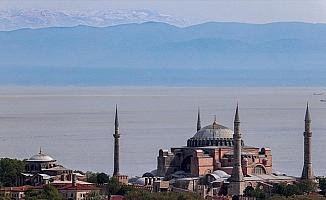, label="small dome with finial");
[28,148,55,162]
